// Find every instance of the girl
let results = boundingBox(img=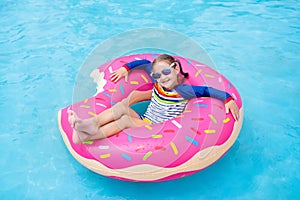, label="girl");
[68,54,239,144]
